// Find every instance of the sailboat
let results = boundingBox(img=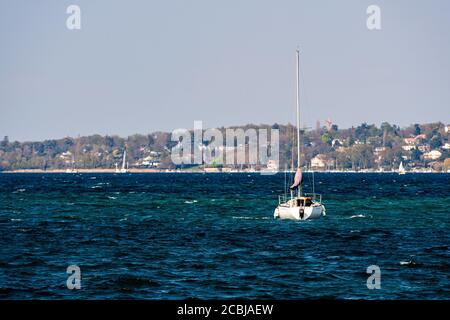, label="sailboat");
[66,138,79,173]
[115,146,129,173]
[398,161,406,175]
[274,49,326,220]
[65,154,79,174]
